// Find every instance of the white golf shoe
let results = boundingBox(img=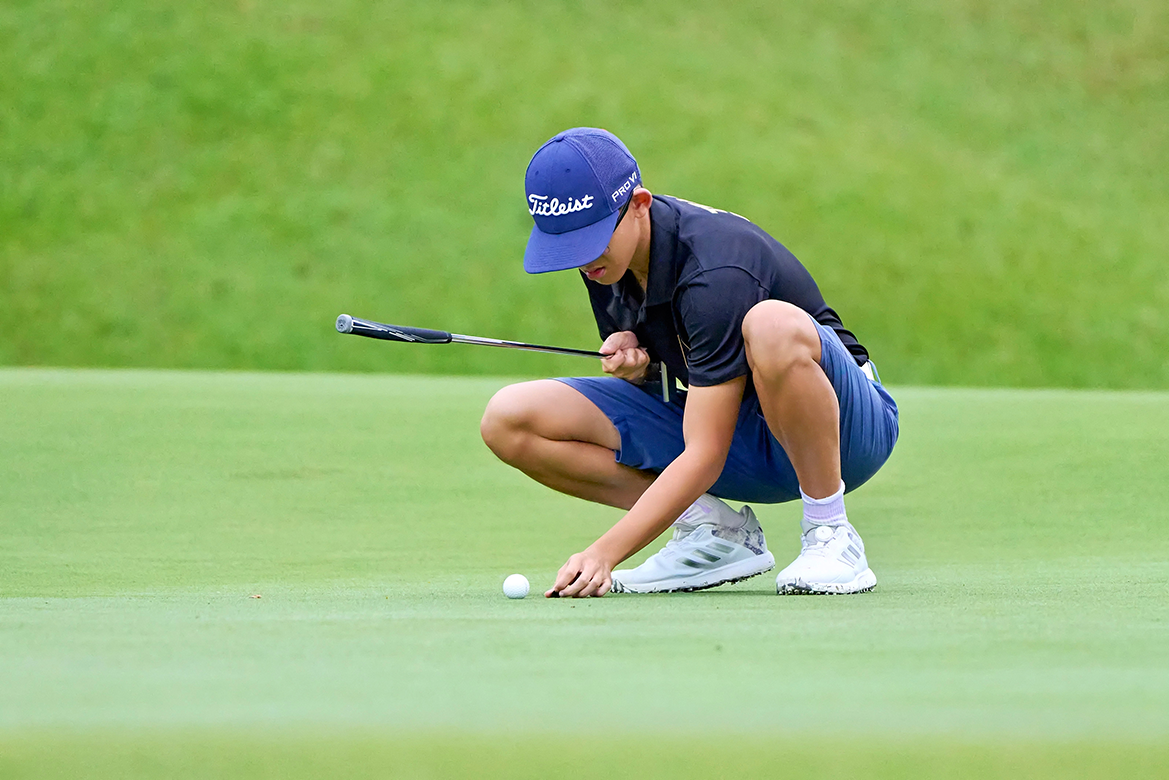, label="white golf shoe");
[775,521,876,595]
[610,498,775,594]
